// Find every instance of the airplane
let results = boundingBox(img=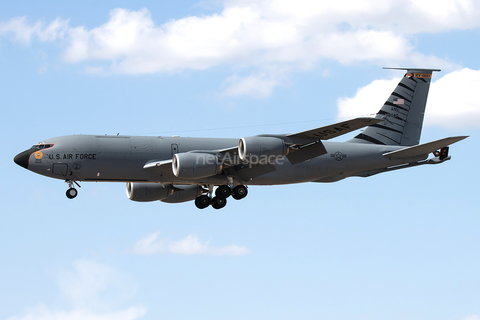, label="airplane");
[14,68,468,209]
